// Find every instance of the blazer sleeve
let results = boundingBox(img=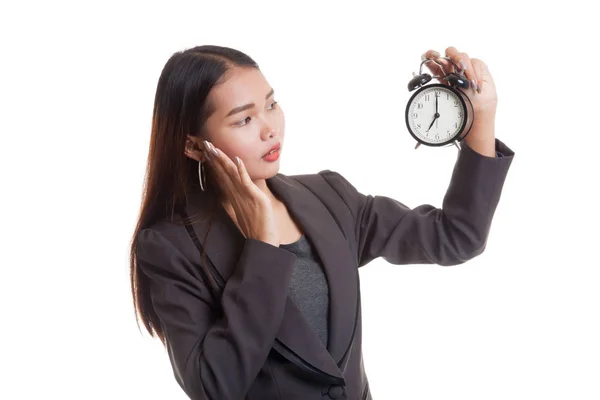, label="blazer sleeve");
[136,228,297,400]
[320,137,515,267]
